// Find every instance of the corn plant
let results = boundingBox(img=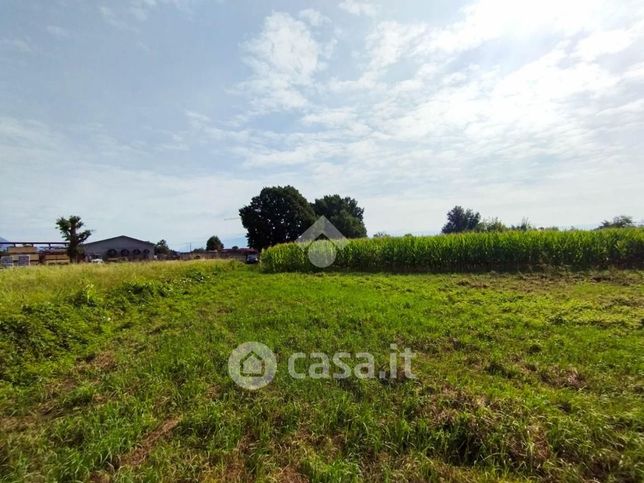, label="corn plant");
[261,228,644,273]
